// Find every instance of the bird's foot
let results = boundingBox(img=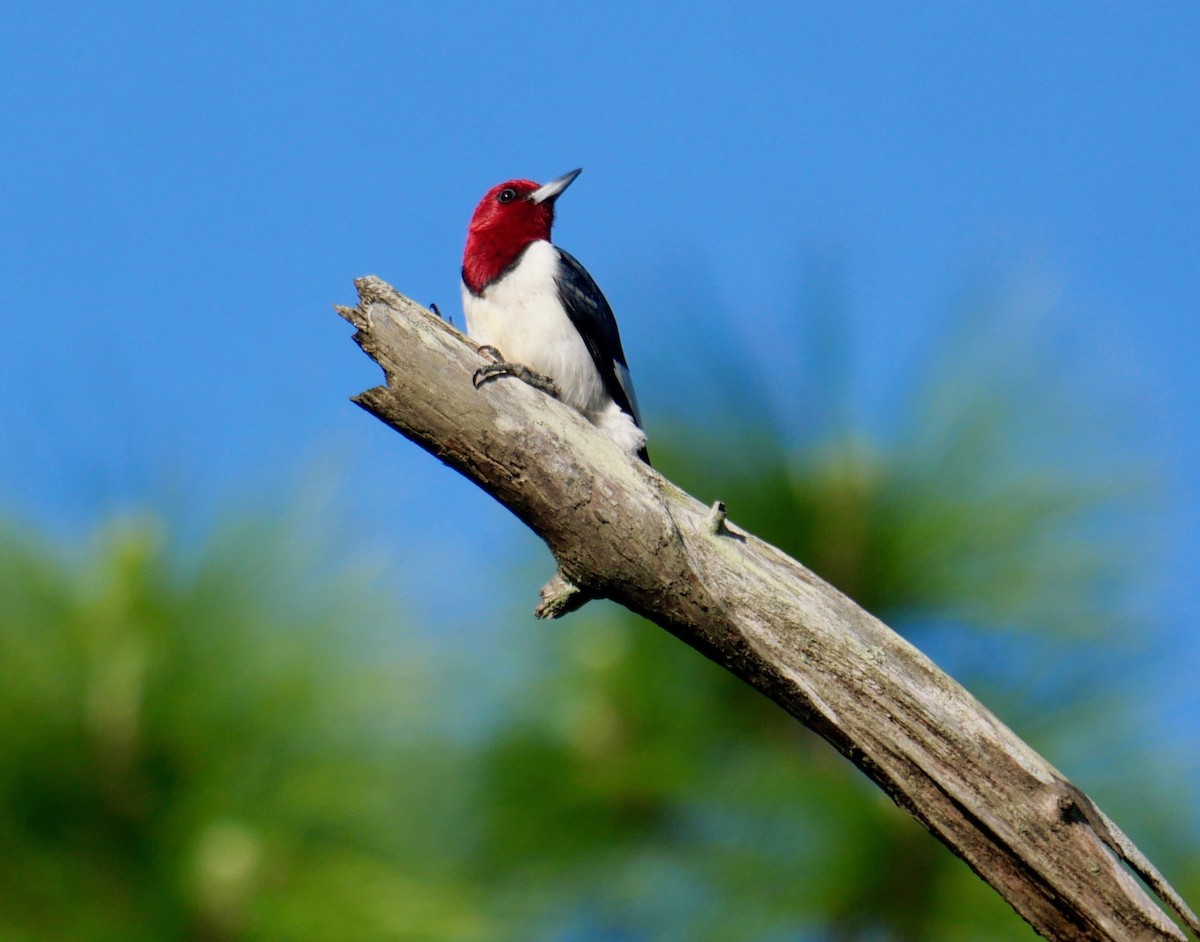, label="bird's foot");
[472,347,559,398]
[473,361,560,397]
